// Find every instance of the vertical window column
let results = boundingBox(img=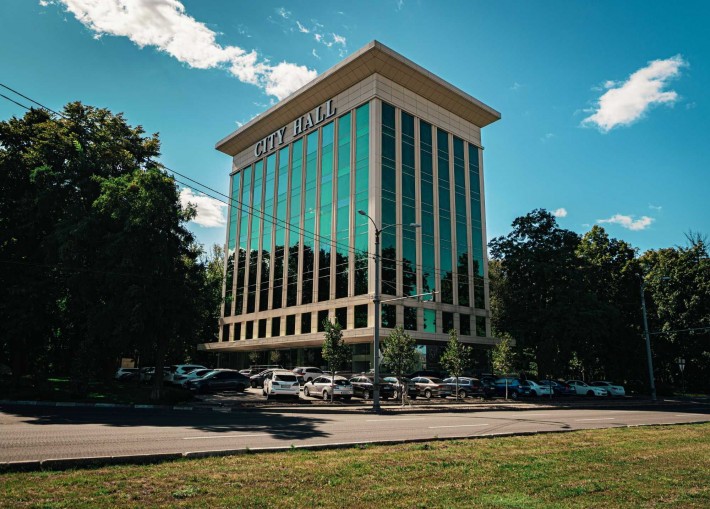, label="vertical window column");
[259,154,276,312]
[272,146,289,310]
[401,111,417,296]
[287,139,303,307]
[224,171,241,317]
[419,120,435,299]
[468,144,485,309]
[302,132,319,305]
[381,102,397,296]
[335,112,351,299]
[247,160,263,314]
[453,137,470,307]
[353,102,370,296]
[318,122,334,302]
[236,166,252,319]
[437,128,453,305]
